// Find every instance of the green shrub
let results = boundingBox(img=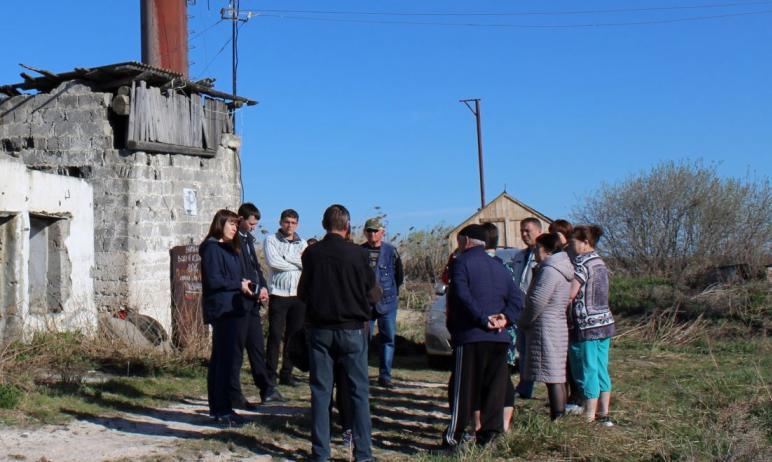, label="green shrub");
[610,274,676,315]
[0,384,22,409]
